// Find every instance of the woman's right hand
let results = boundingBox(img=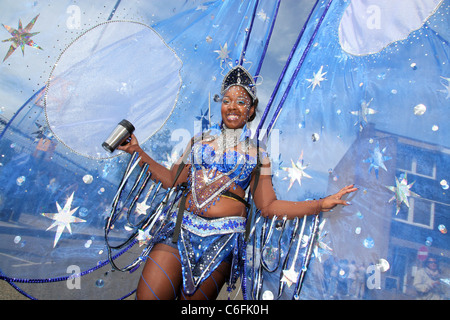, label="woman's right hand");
[117,134,140,154]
